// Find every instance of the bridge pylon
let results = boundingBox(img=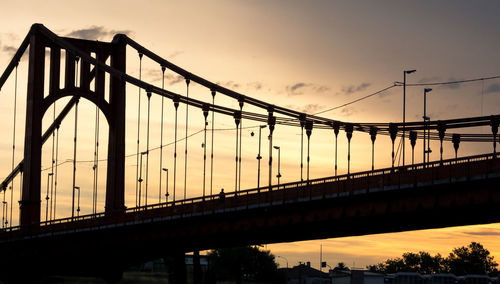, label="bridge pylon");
[19,24,127,230]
